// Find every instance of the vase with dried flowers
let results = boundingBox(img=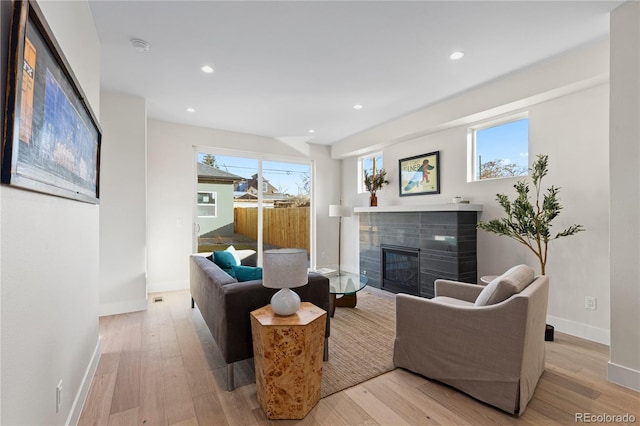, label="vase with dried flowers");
[363,168,389,207]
